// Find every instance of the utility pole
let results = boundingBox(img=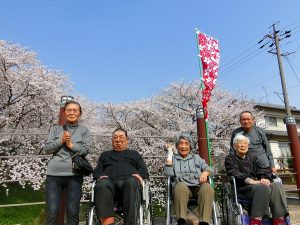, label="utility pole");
[272,24,291,116]
[266,24,300,200]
